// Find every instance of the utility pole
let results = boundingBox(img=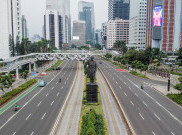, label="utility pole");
[168,72,170,92]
